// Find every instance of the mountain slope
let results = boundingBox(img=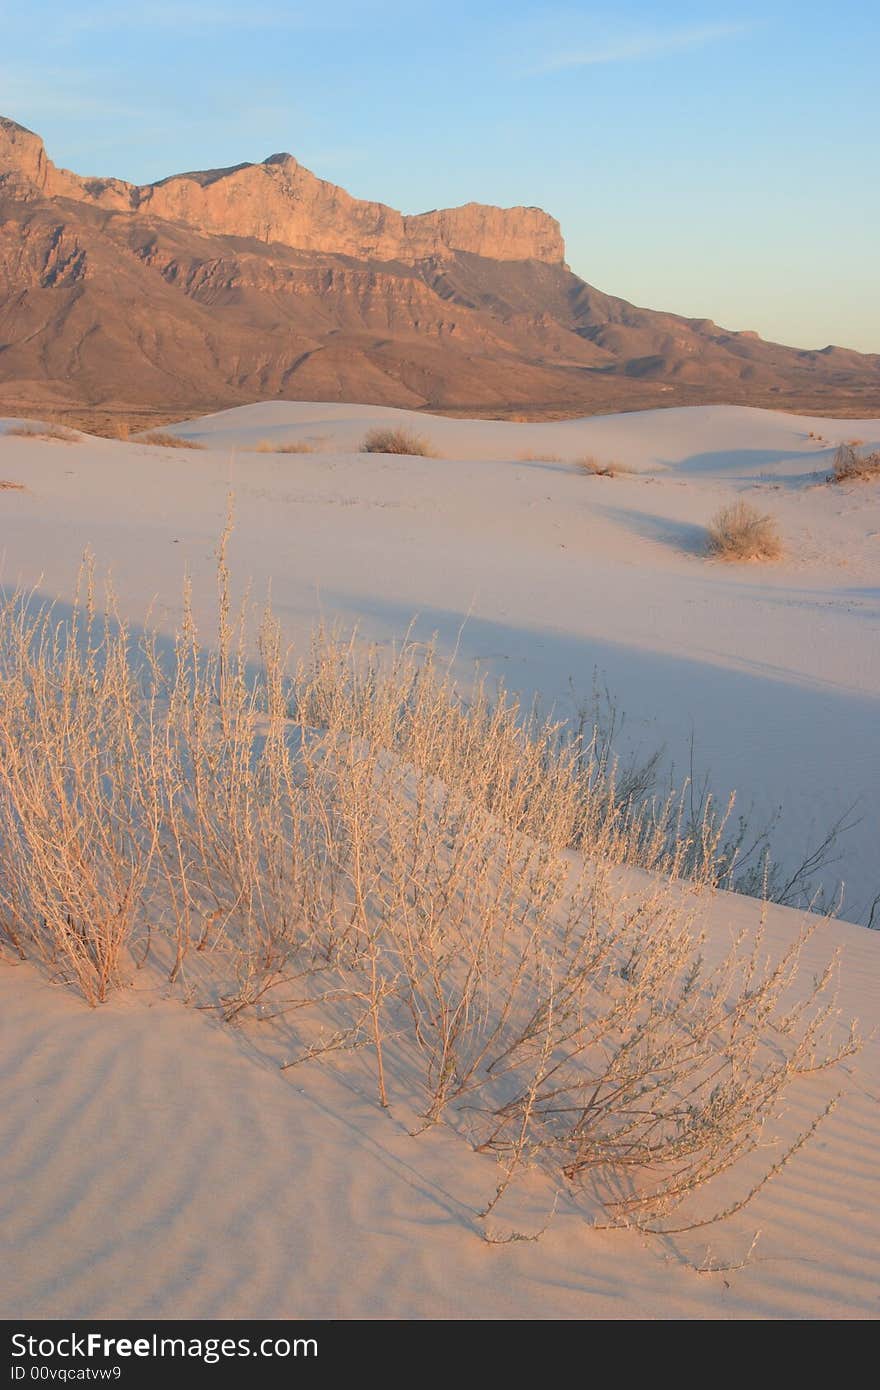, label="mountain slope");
[1,115,878,422]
